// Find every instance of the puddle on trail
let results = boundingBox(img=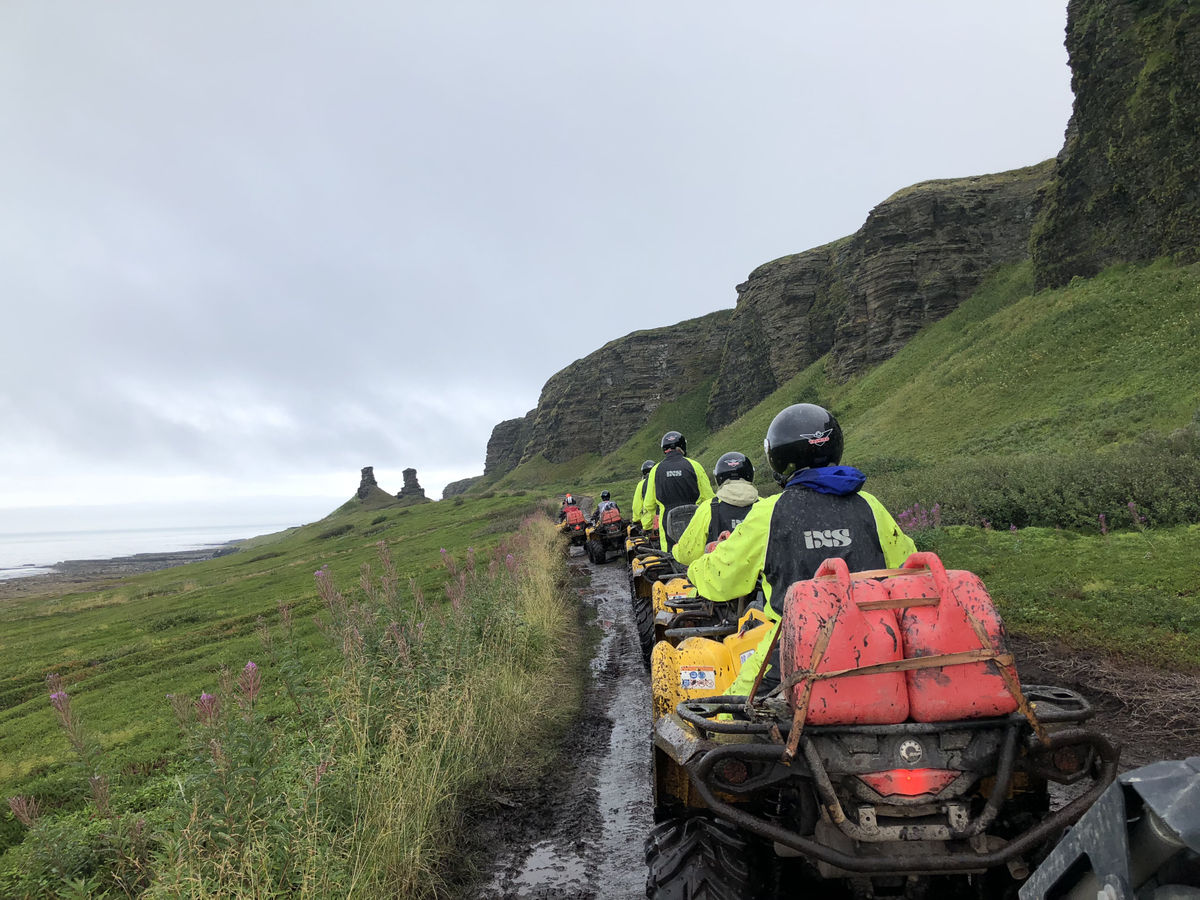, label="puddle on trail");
[476,559,651,900]
[486,840,589,896]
